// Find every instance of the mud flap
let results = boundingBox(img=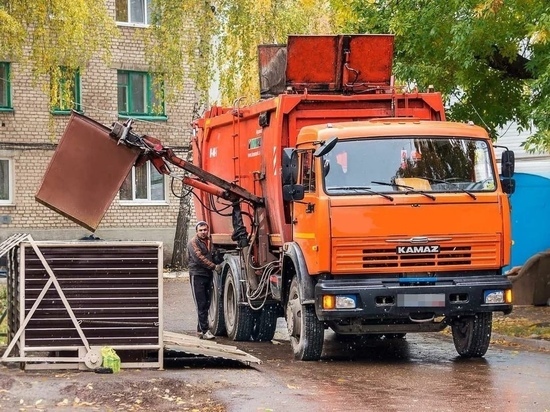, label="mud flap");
[283,242,316,305]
